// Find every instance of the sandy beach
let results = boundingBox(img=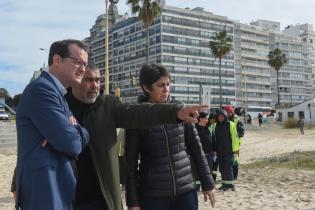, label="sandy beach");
[1,123,315,210]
